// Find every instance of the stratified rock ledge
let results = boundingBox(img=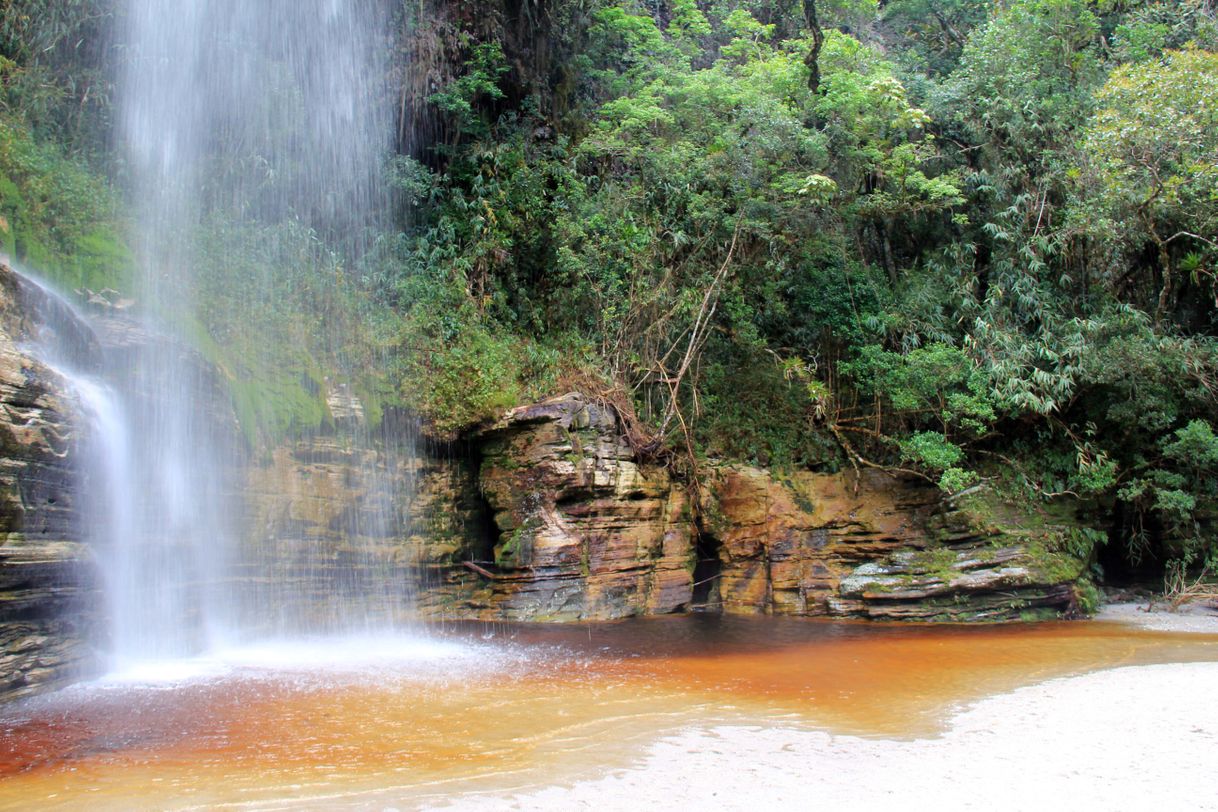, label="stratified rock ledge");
[412,393,1088,623]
